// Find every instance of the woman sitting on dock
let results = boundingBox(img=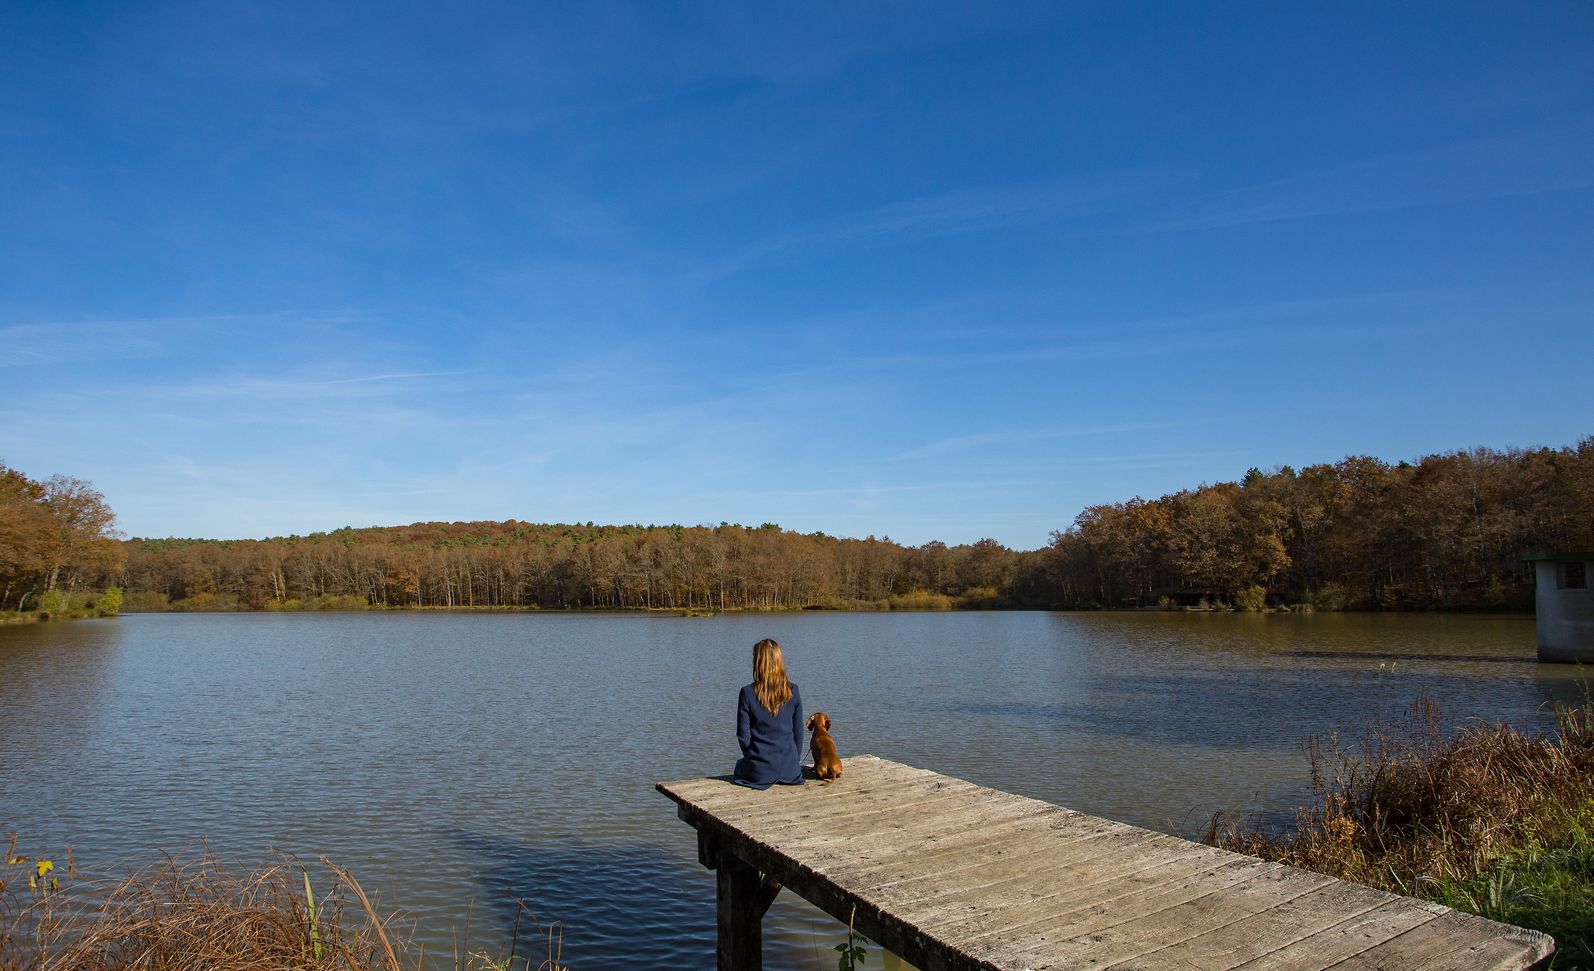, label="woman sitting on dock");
[733,638,805,789]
